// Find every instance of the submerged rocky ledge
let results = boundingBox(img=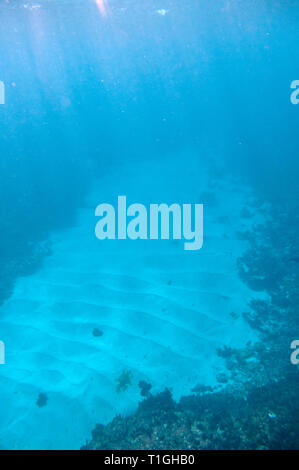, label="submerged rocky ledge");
[83,202,299,451]
[82,372,299,450]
